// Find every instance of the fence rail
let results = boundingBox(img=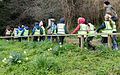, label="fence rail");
[0,33,120,49]
[1,33,120,38]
